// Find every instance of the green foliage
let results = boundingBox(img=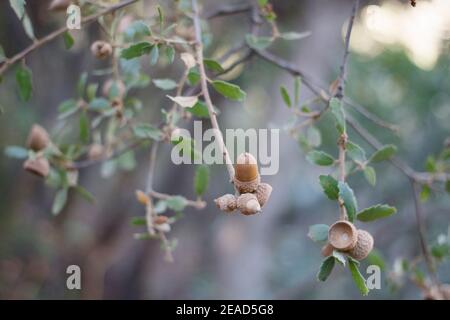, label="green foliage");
[63,32,74,49]
[121,42,153,59]
[338,182,357,222]
[357,204,397,222]
[308,224,329,243]
[15,65,32,101]
[306,150,334,166]
[363,166,376,186]
[166,196,187,212]
[133,124,163,140]
[123,20,151,40]
[245,34,273,50]
[346,141,366,163]
[153,78,177,90]
[194,165,209,196]
[319,175,339,200]
[317,256,335,282]
[279,31,311,41]
[329,98,346,134]
[279,85,291,107]
[211,80,246,101]
[203,59,224,73]
[369,144,397,163]
[4,146,28,159]
[52,188,68,215]
[348,257,369,296]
